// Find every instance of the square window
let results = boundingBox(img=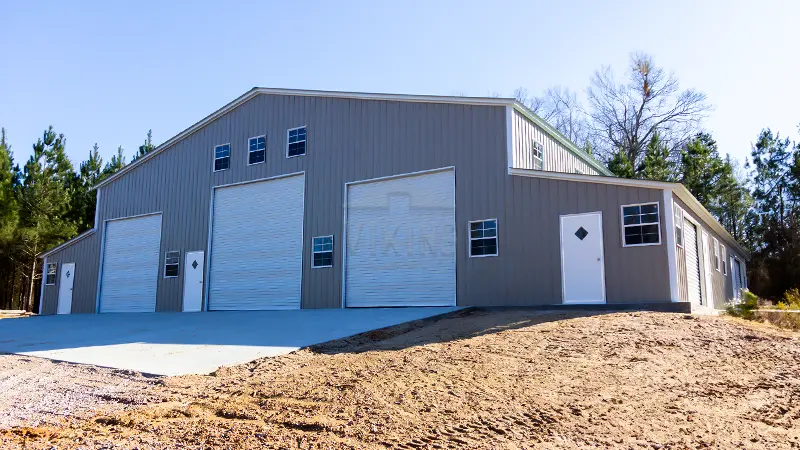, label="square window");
[45,262,57,285]
[312,235,333,268]
[164,251,180,278]
[248,136,266,165]
[287,126,307,157]
[621,202,661,247]
[214,144,230,171]
[469,219,498,257]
